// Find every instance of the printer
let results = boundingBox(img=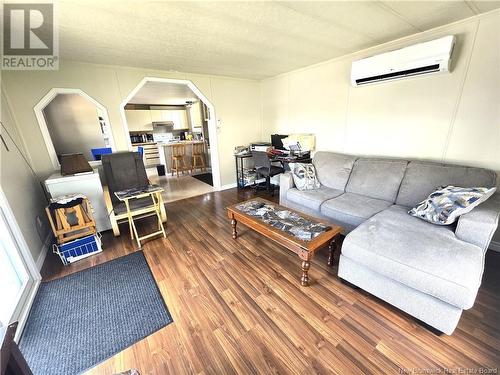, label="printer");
[250,142,272,152]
